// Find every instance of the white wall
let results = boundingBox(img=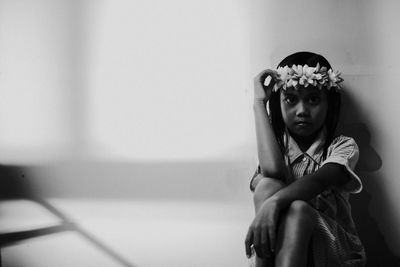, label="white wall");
[0,0,84,163]
[0,0,255,163]
[81,0,254,162]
